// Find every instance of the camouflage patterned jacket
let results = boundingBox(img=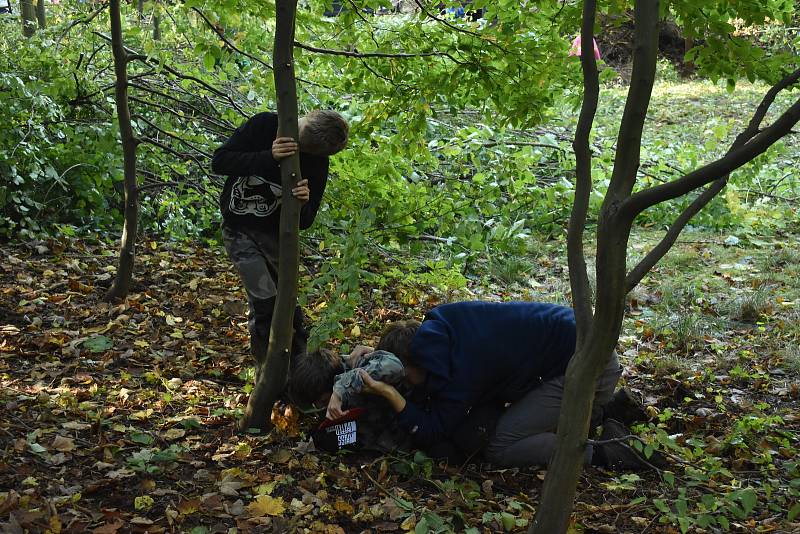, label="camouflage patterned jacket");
[330,350,412,452]
[333,350,405,410]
